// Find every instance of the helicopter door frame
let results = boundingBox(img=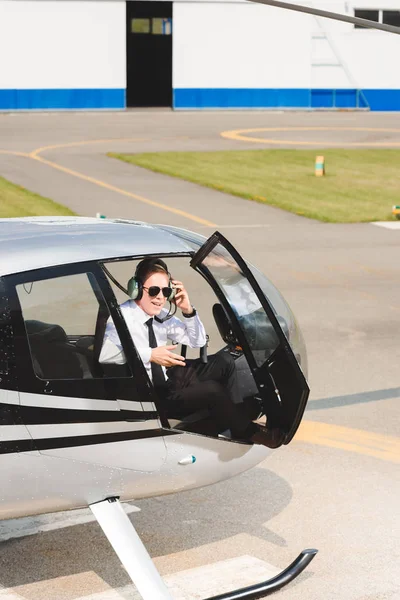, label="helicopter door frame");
[95,264,172,428]
[190,231,309,443]
[7,261,157,416]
